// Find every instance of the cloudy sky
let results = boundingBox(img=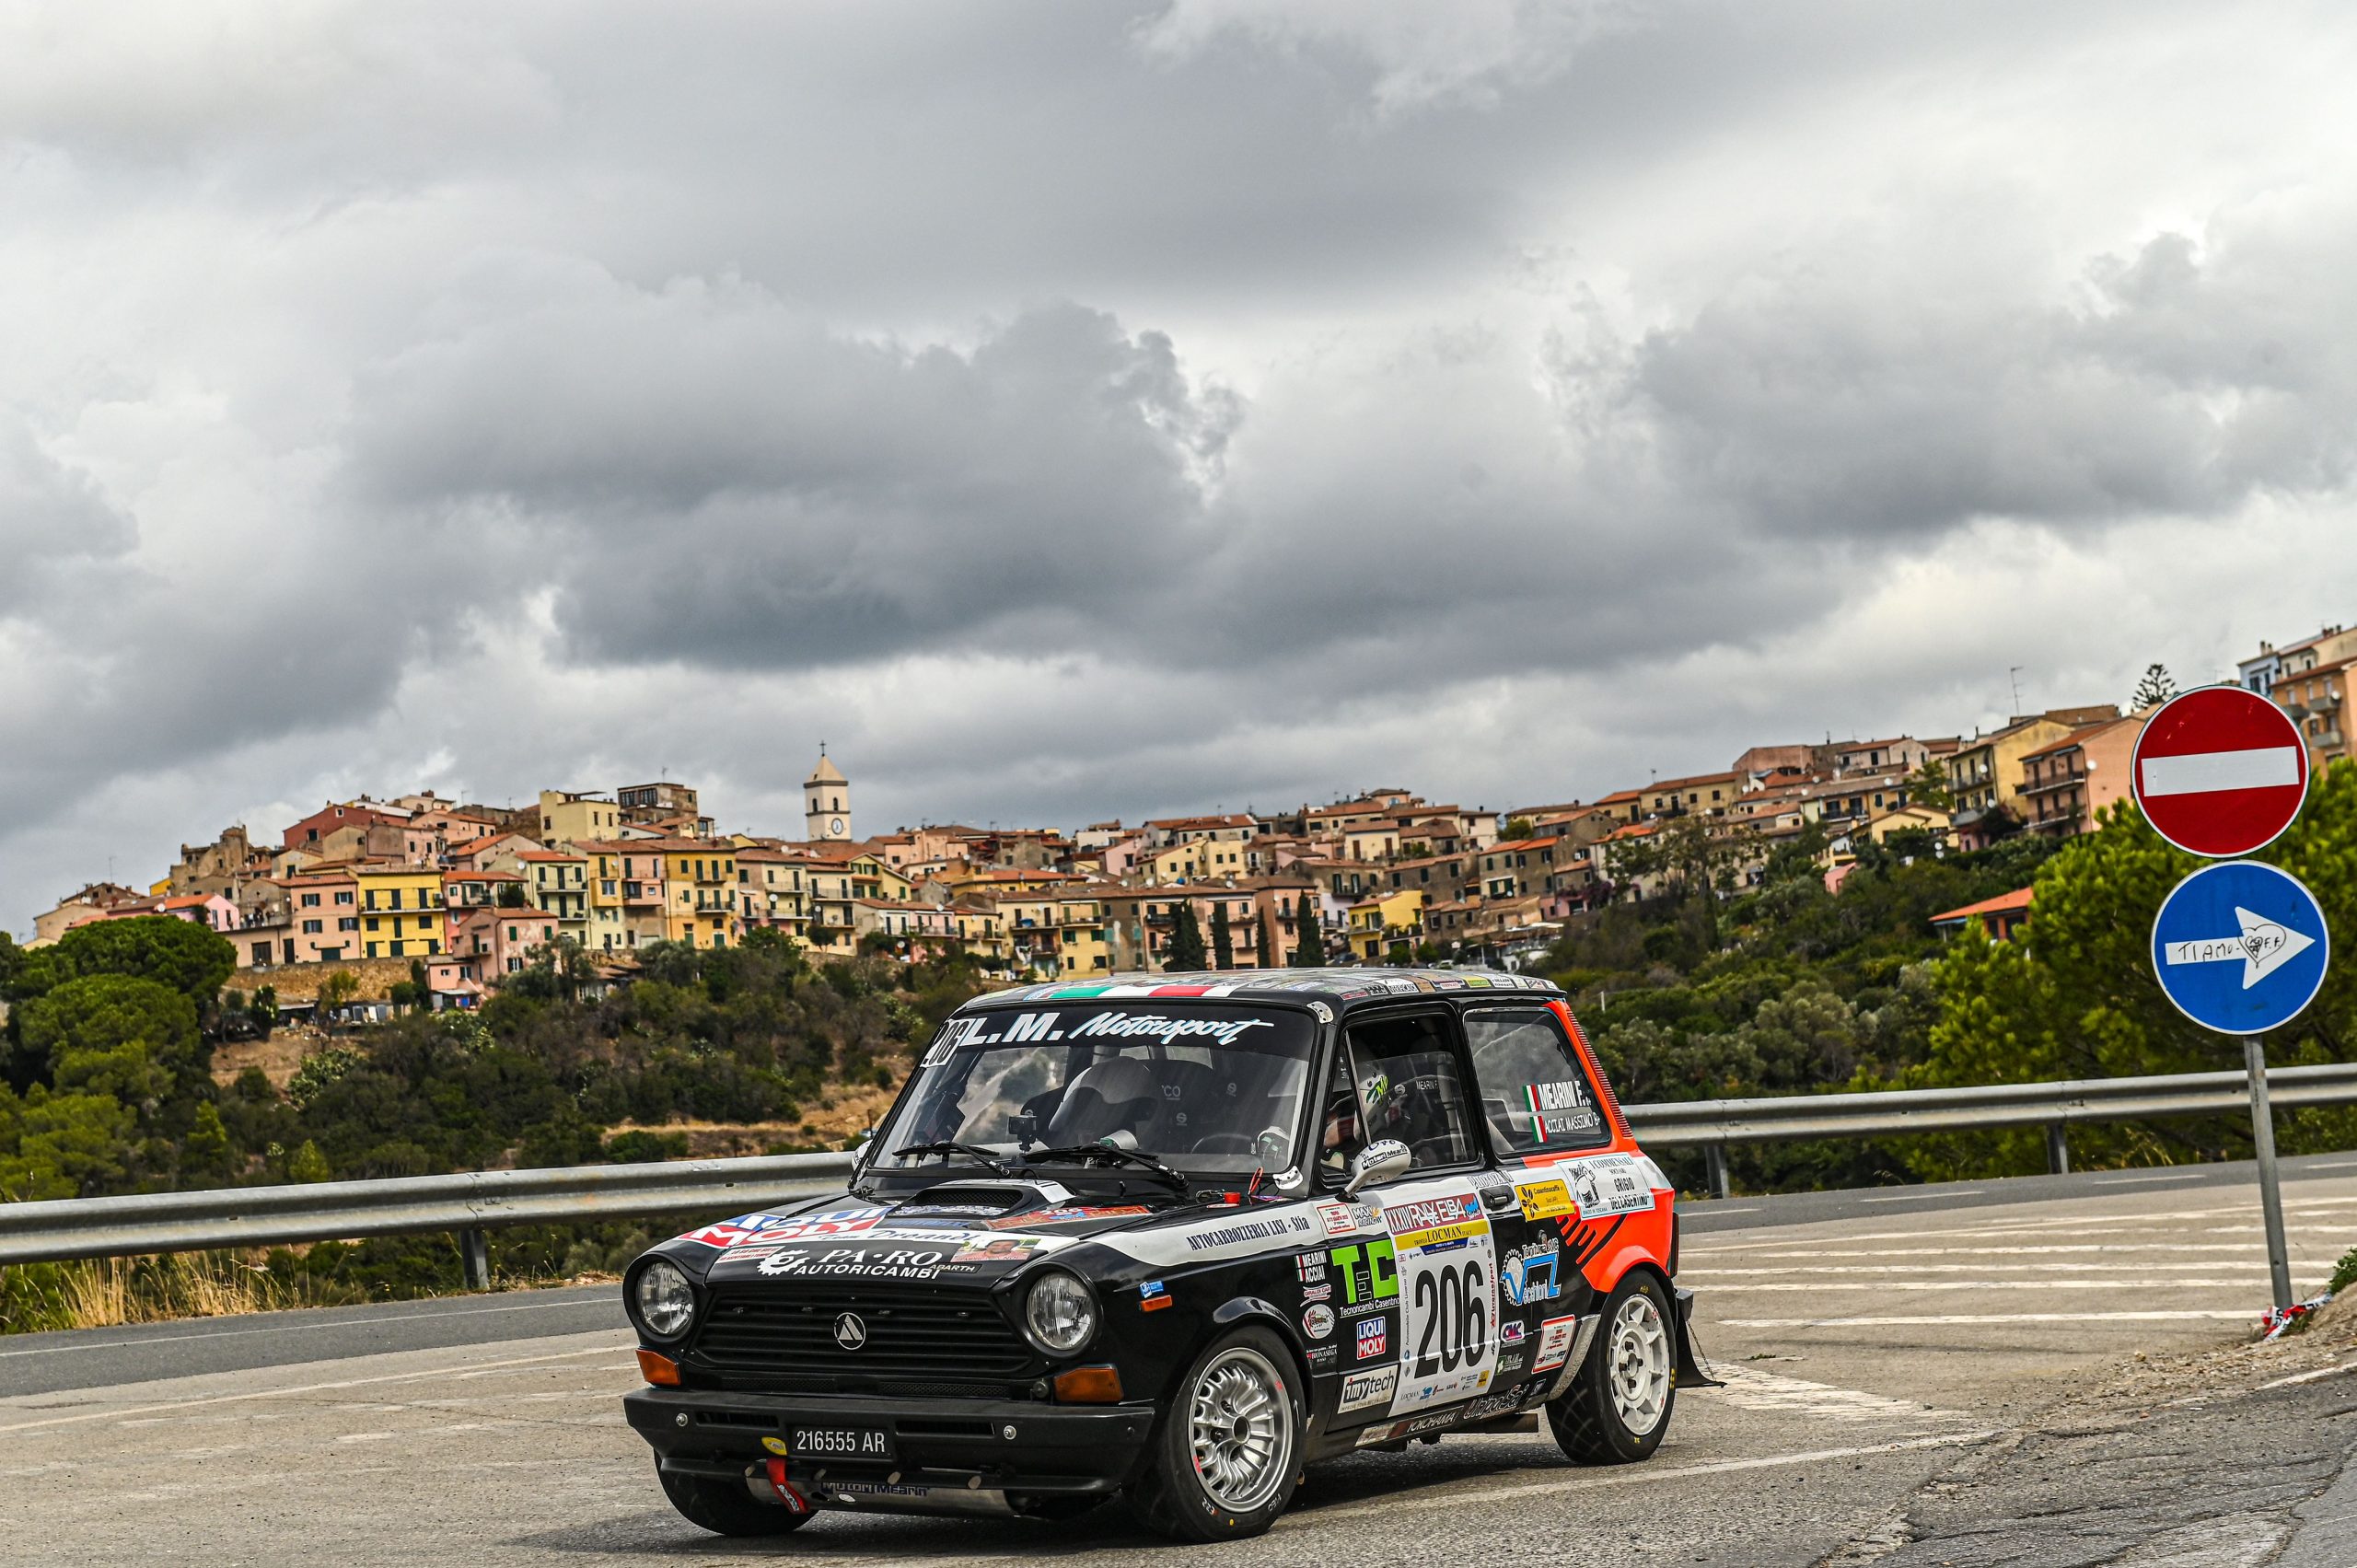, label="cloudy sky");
[6,0,2357,933]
